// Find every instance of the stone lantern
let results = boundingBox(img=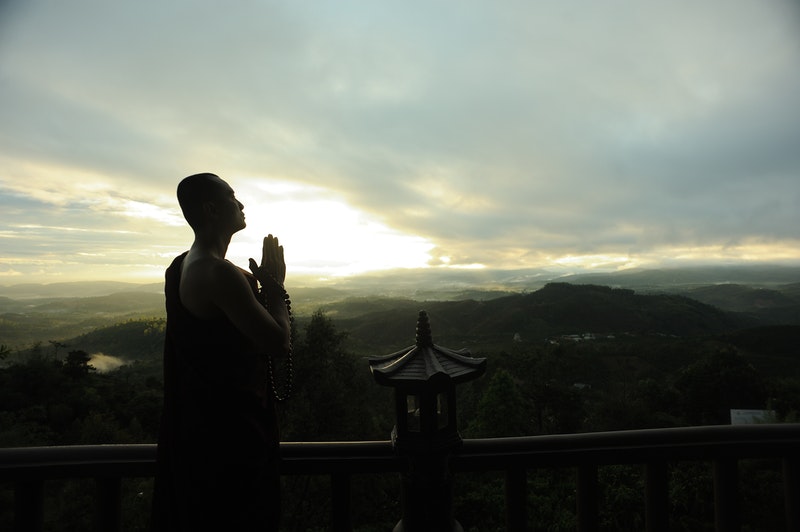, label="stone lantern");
[369,310,486,532]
